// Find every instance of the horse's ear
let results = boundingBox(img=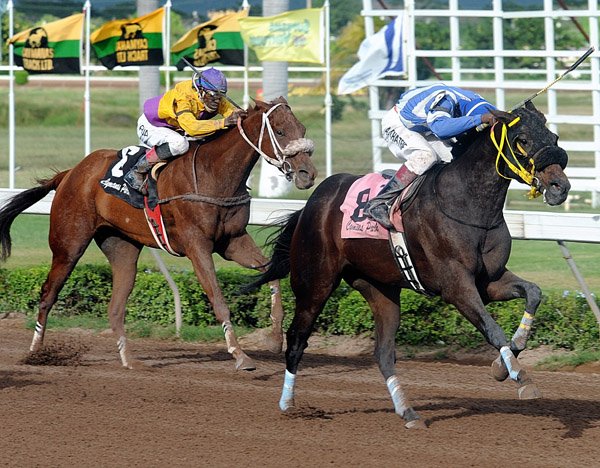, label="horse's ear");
[490,109,513,124]
[524,100,547,123]
[253,98,269,111]
[273,96,289,105]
